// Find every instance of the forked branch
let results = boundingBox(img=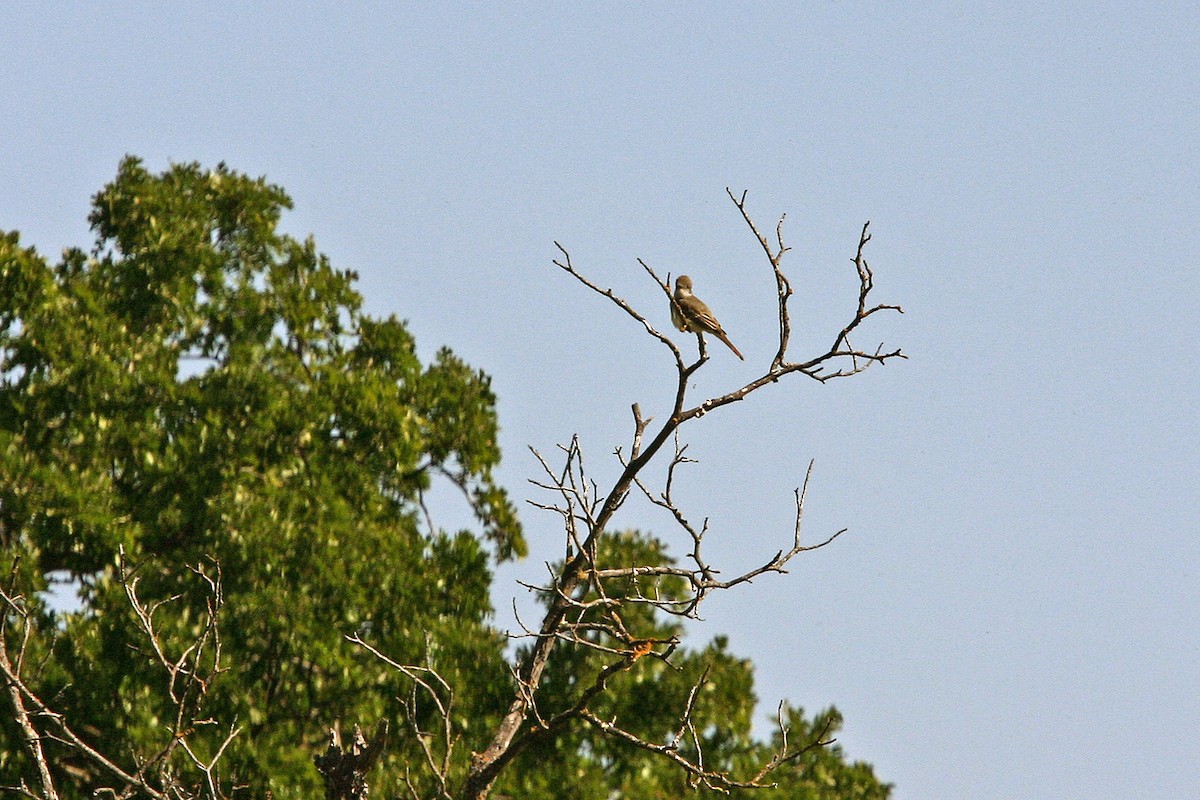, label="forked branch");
[457,193,903,800]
